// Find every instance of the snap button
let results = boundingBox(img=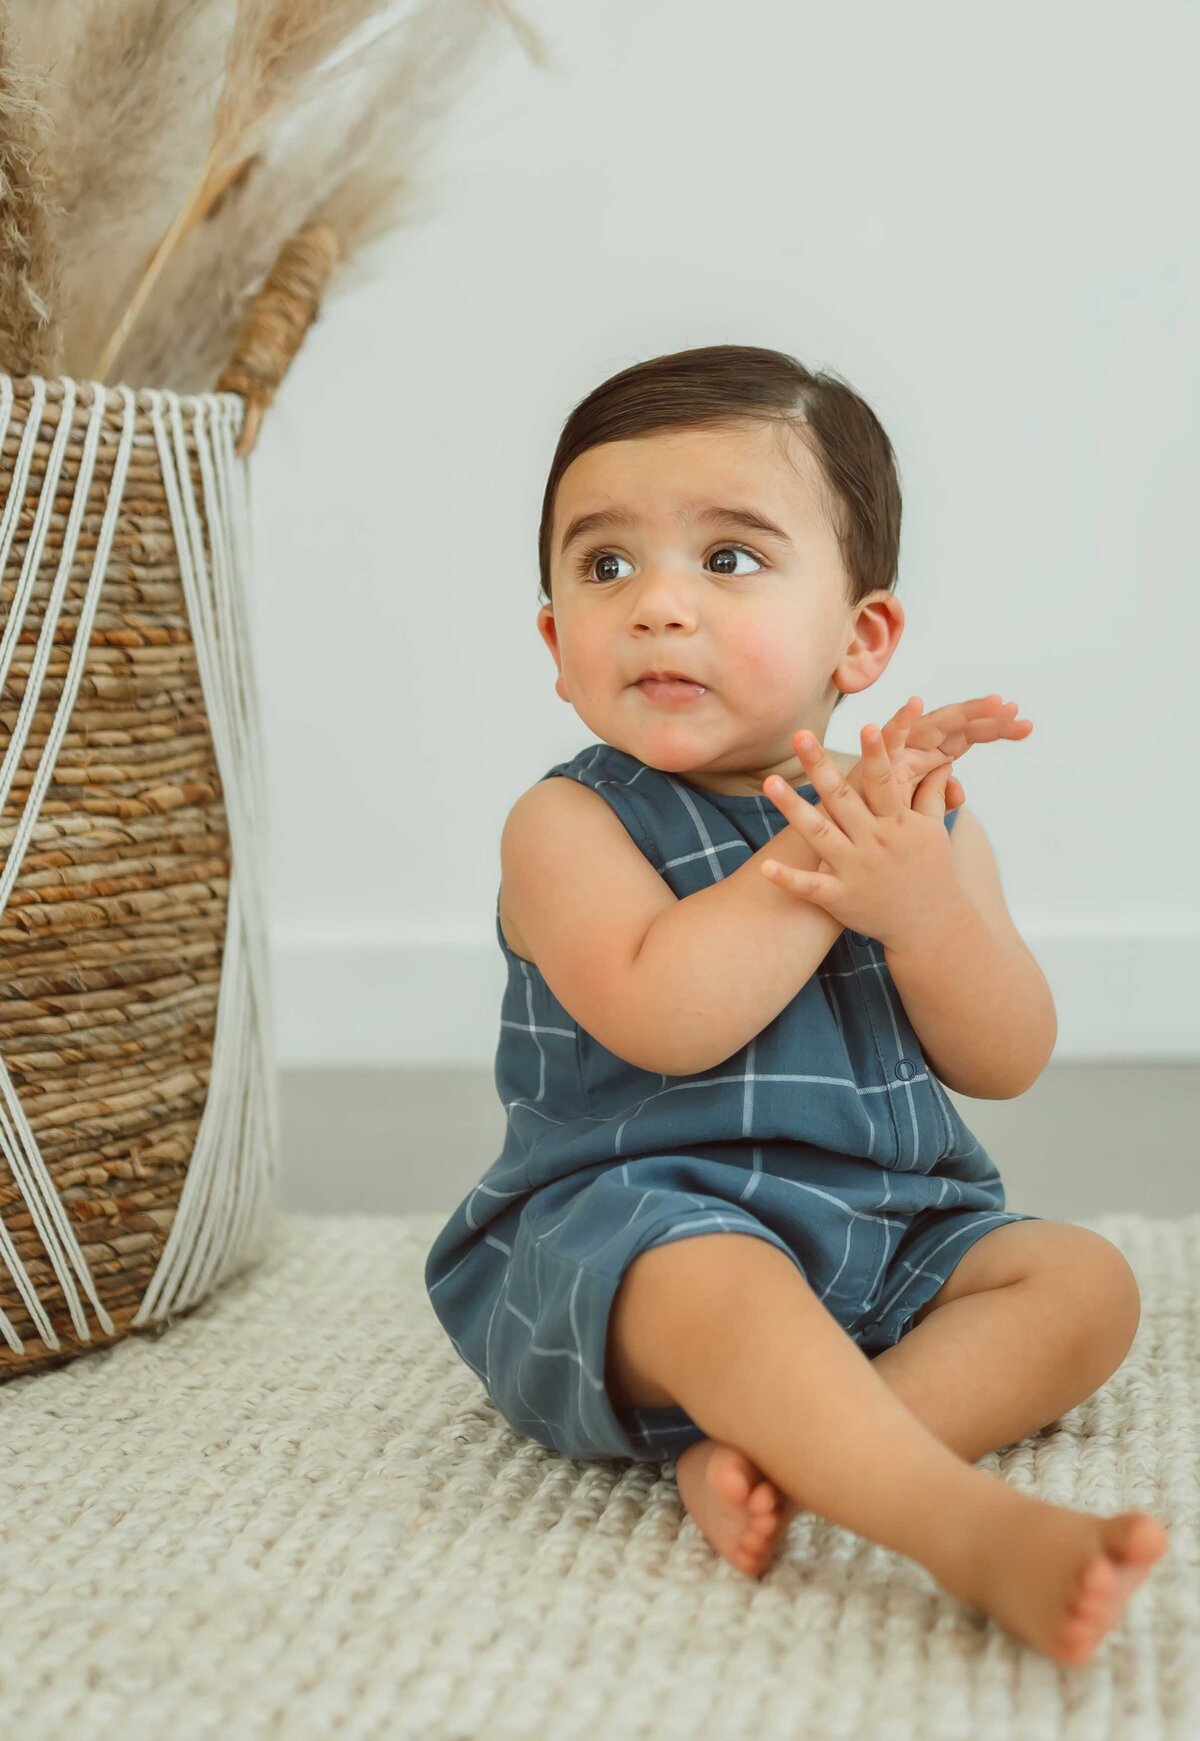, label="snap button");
[894,1058,916,1081]
[849,931,870,947]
